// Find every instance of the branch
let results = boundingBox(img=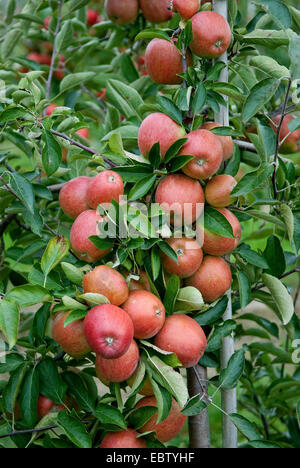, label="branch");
[252,266,300,292]
[0,420,90,439]
[234,140,256,152]
[48,183,65,192]
[45,0,63,104]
